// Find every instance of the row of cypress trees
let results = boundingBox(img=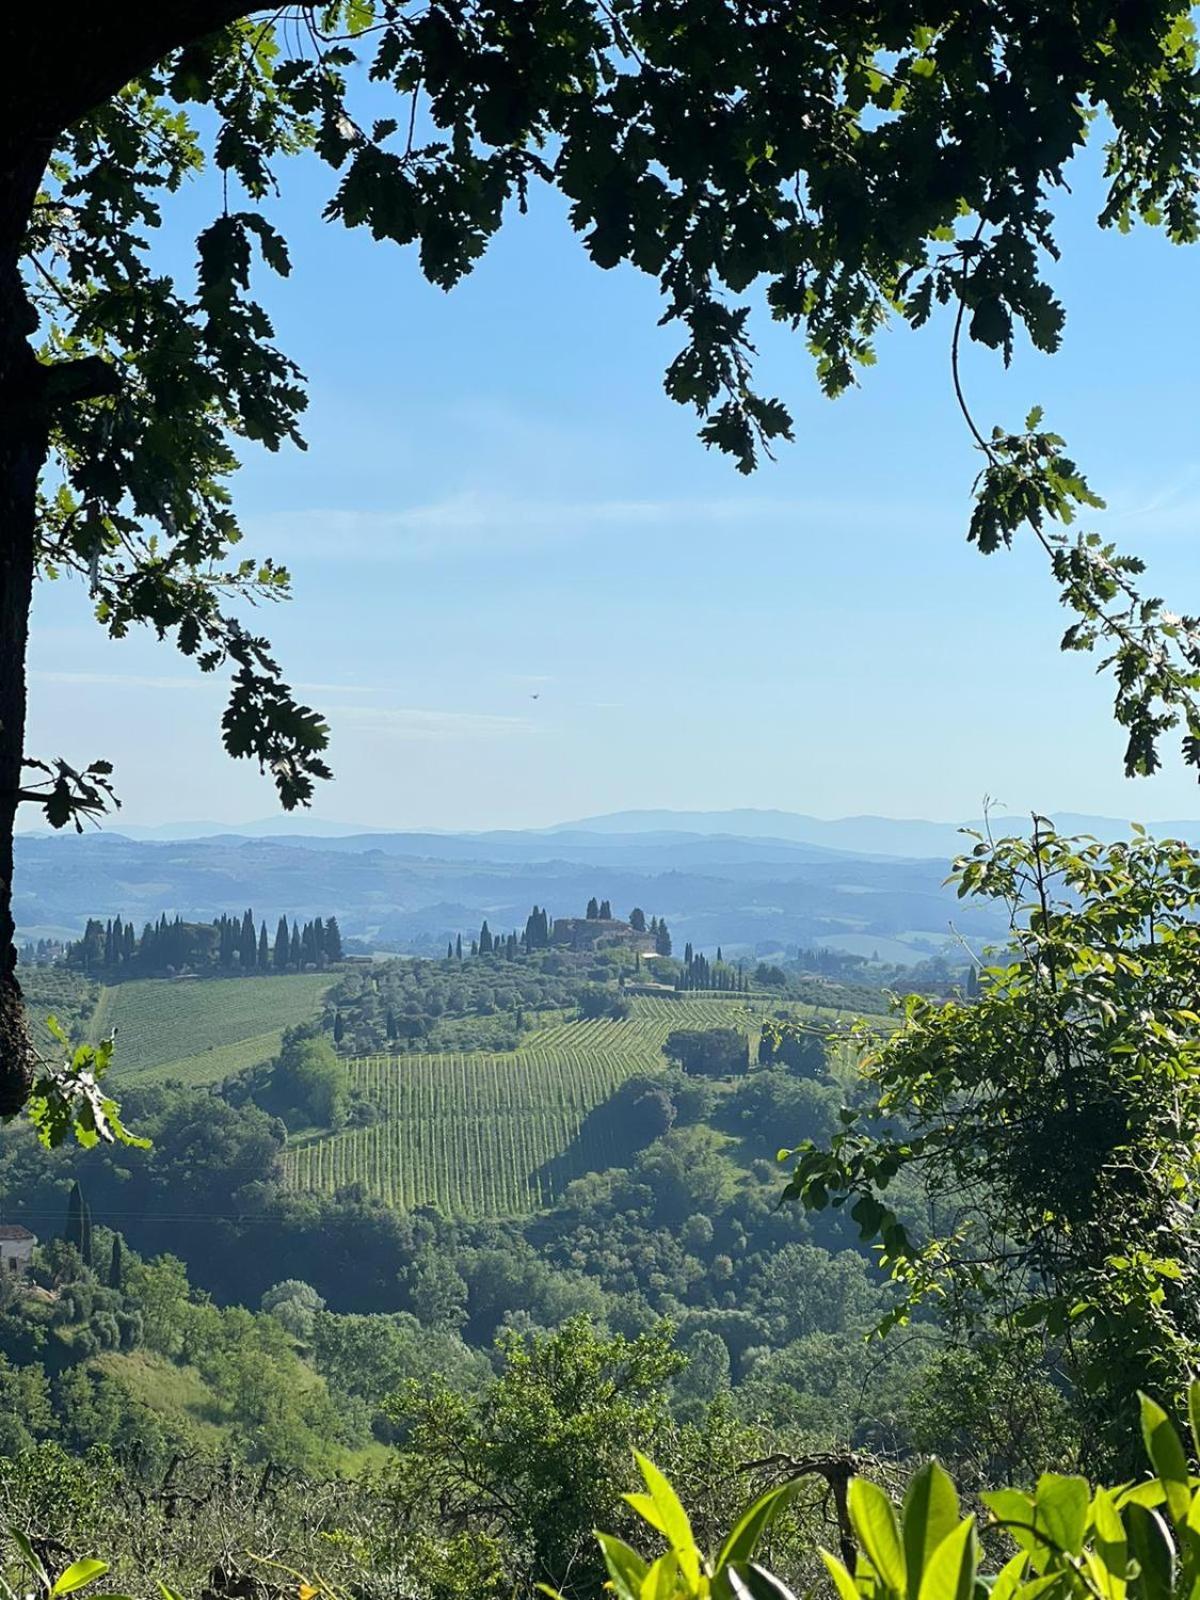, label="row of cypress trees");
[65,910,344,976]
